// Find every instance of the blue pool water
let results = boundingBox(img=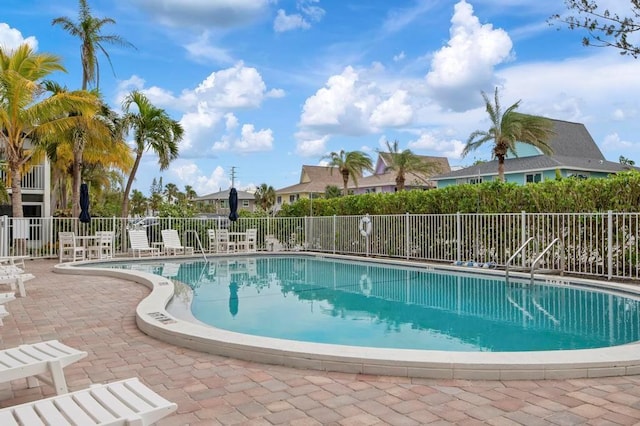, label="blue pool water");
[100,255,640,352]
